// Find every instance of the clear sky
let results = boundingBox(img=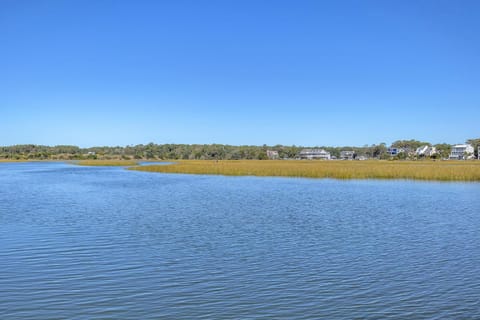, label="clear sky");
[1,0,479,147]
